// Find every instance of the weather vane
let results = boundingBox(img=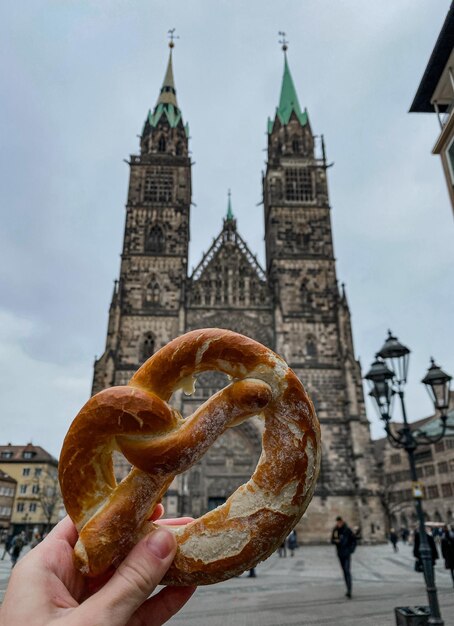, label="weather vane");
[168,28,179,49]
[278,31,288,52]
